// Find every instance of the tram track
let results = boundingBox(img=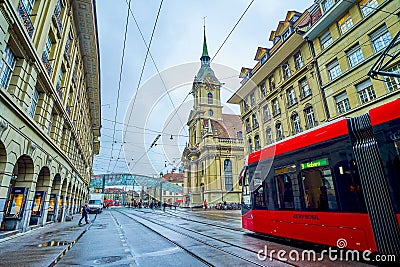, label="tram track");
[116,209,296,267]
[110,209,214,267]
